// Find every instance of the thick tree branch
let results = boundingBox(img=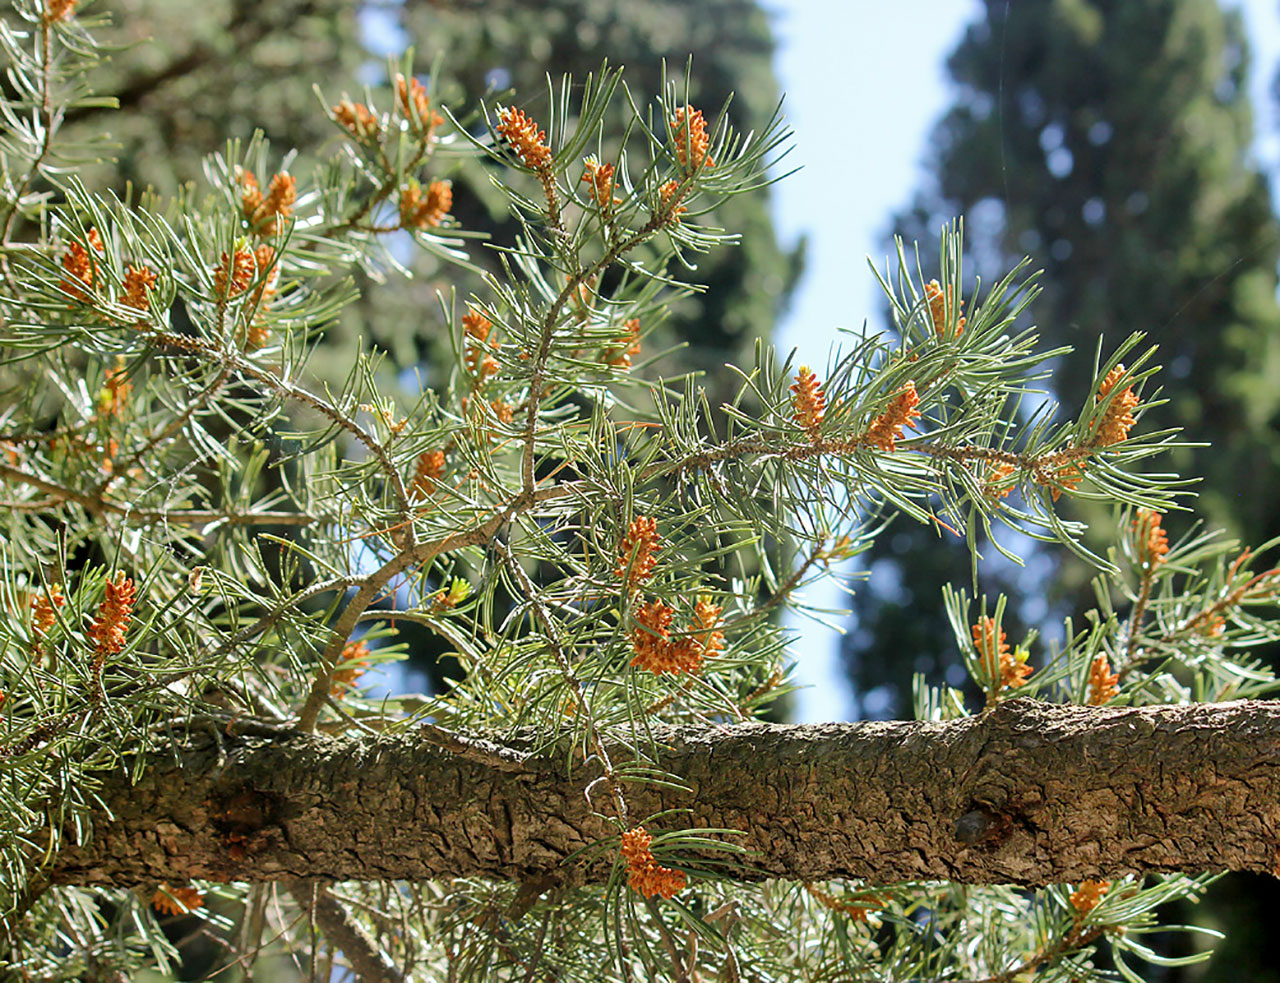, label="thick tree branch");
[51,700,1280,889]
